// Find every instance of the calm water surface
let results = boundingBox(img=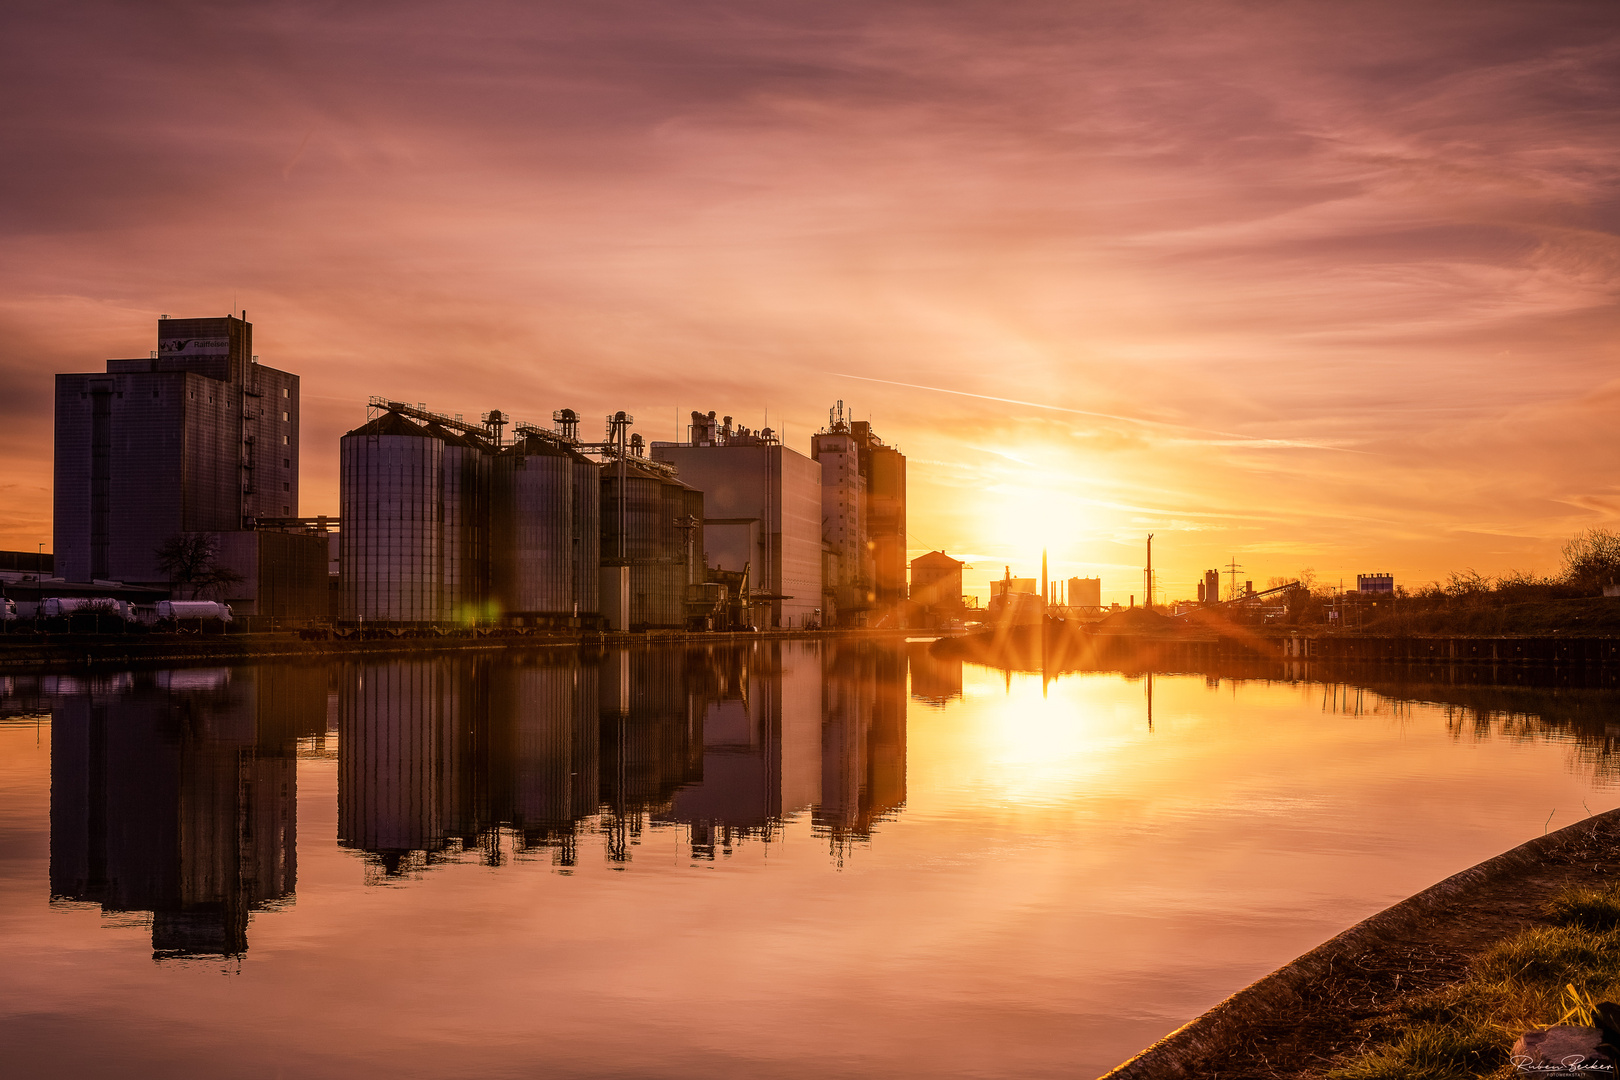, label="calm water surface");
[2,641,1617,1079]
